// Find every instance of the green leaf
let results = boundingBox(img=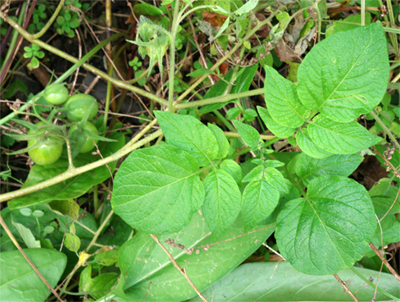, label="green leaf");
[242,165,263,182]
[49,199,80,219]
[0,249,66,302]
[208,123,229,159]
[234,0,258,15]
[232,120,260,147]
[257,106,296,138]
[11,220,40,248]
[297,23,390,123]
[264,167,288,194]
[64,233,81,252]
[133,3,164,17]
[296,128,333,158]
[93,249,119,266]
[111,144,204,234]
[263,65,310,128]
[231,64,258,96]
[155,111,218,166]
[121,216,274,301]
[8,132,125,209]
[295,153,363,185]
[189,262,400,301]
[29,57,40,69]
[79,265,119,299]
[276,175,376,275]
[242,179,279,231]
[186,68,213,78]
[308,116,381,154]
[202,170,242,237]
[226,107,241,120]
[220,159,242,184]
